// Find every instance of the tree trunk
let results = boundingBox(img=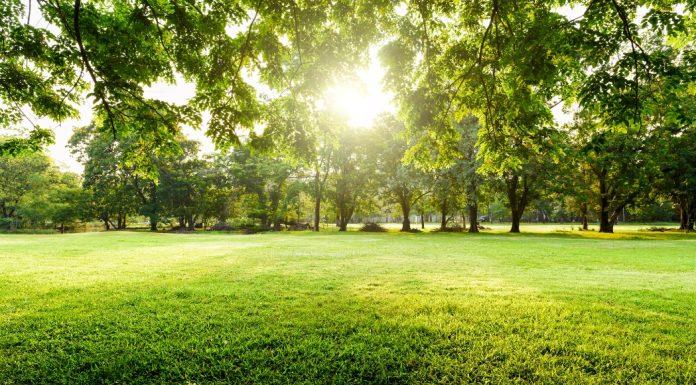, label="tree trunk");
[510,208,521,233]
[440,199,447,230]
[400,200,411,232]
[506,174,527,233]
[149,215,158,231]
[597,171,614,233]
[581,214,589,231]
[313,193,321,232]
[679,203,689,230]
[599,210,614,233]
[103,216,110,231]
[420,209,425,229]
[468,202,478,233]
